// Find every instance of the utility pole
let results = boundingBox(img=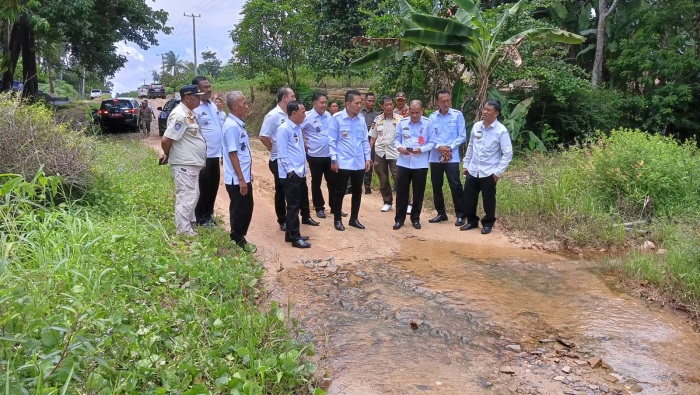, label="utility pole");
[184,13,201,75]
[156,53,166,78]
